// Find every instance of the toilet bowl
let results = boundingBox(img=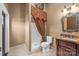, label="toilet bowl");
[41,42,50,52]
[41,36,52,53]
